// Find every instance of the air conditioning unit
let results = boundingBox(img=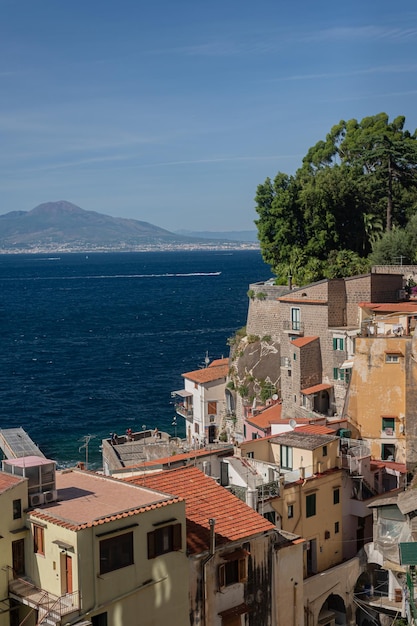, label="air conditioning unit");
[29,493,45,507]
[44,490,58,503]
